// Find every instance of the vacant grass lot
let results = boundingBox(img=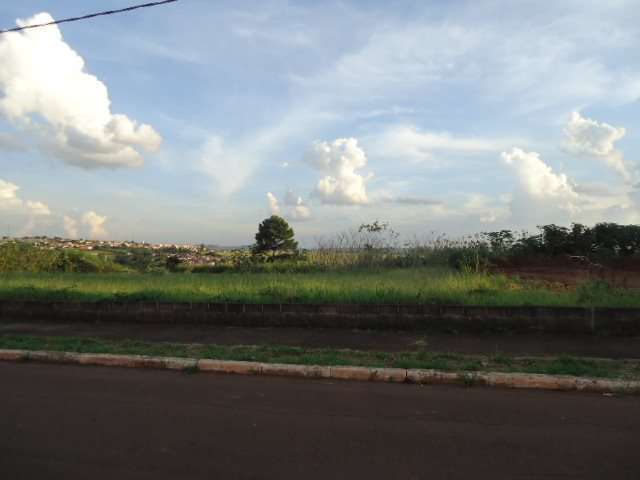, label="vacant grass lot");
[2,335,639,380]
[1,268,639,307]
